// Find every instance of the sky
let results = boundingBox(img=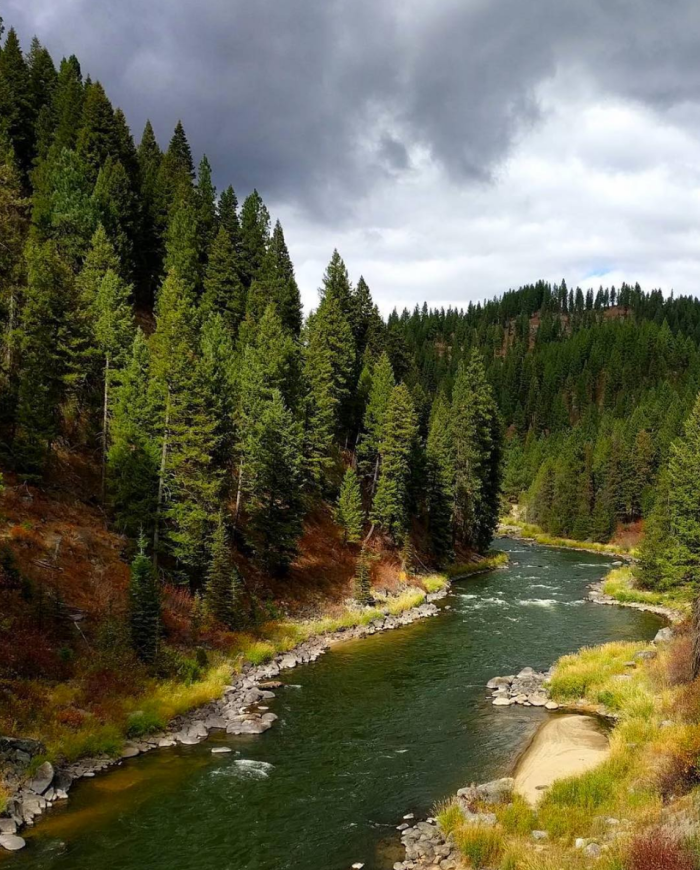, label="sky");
[7,0,700,314]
